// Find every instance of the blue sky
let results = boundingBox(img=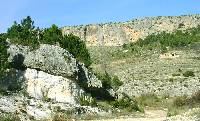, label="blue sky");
[0,0,199,33]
